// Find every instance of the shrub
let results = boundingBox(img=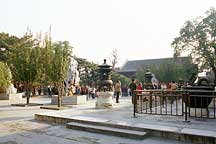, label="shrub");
[0,62,11,93]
